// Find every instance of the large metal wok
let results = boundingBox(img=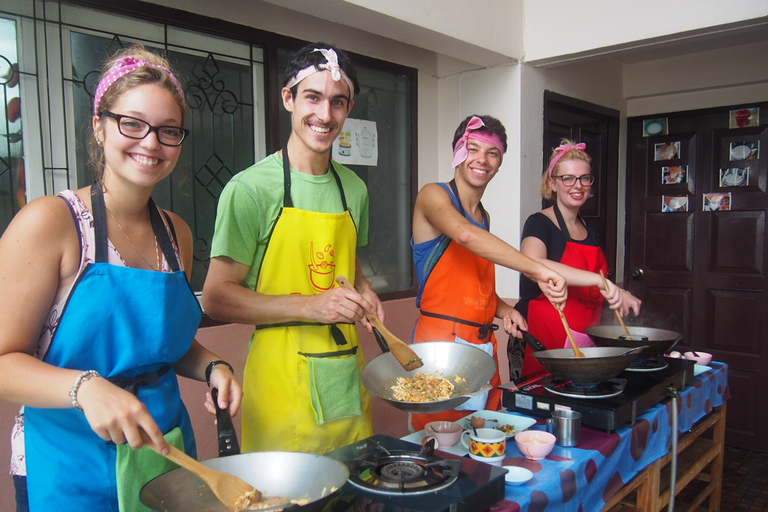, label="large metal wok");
[140,451,349,511]
[533,346,646,383]
[585,325,683,359]
[361,341,496,414]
